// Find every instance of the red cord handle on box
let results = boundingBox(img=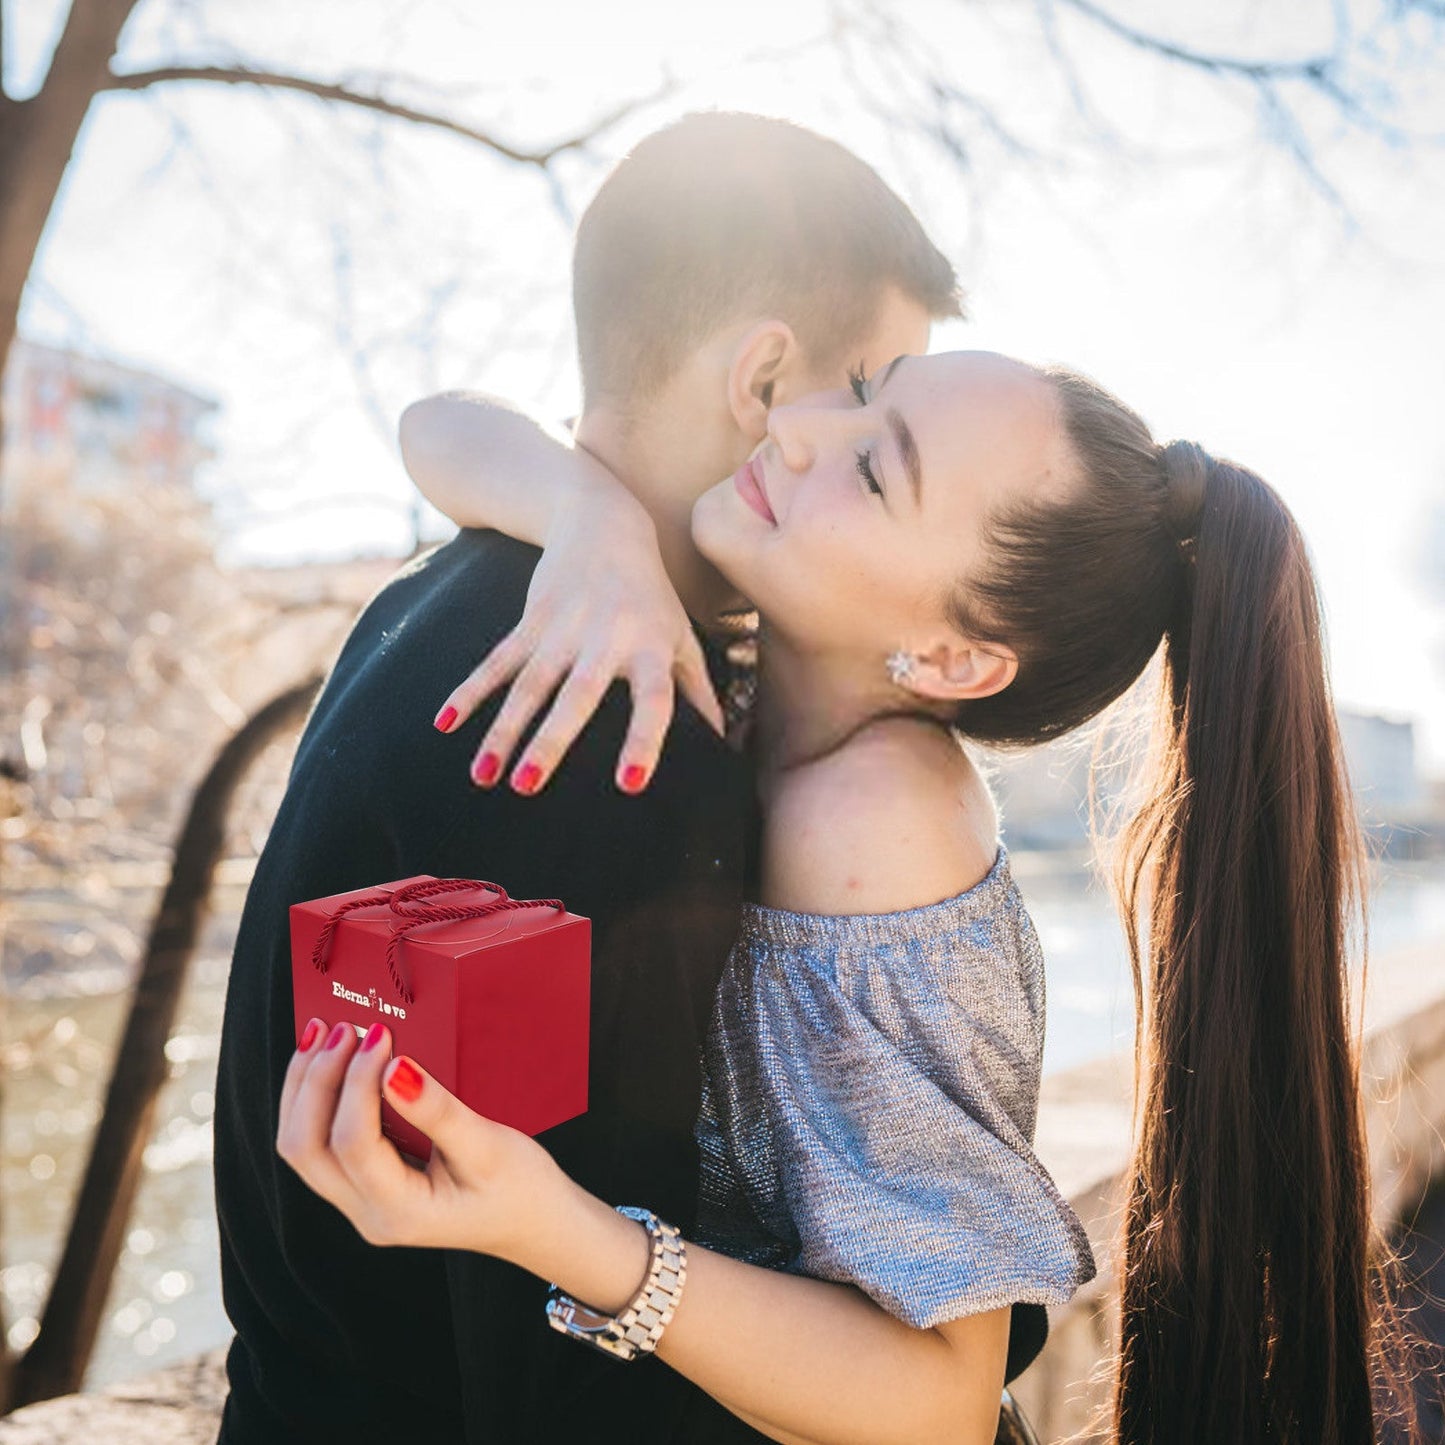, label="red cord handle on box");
[309,878,565,1005]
